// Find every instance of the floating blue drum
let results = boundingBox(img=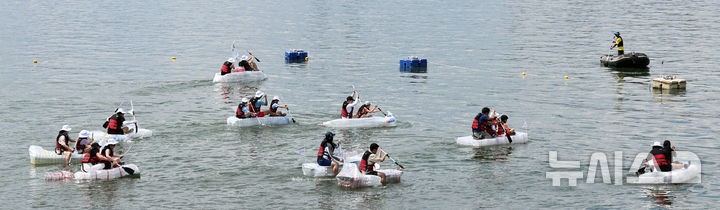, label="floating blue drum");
[399,56,427,73]
[285,49,308,63]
